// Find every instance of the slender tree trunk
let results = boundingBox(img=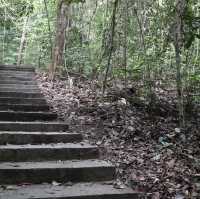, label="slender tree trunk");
[175,45,185,127]
[123,0,128,89]
[173,0,187,127]
[133,5,154,103]
[2,6,7,63]
[17,16,29,66]
[87,0,98,40]
[43,0,53,59]
[50,0,69,79]
[102,0,119,94]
